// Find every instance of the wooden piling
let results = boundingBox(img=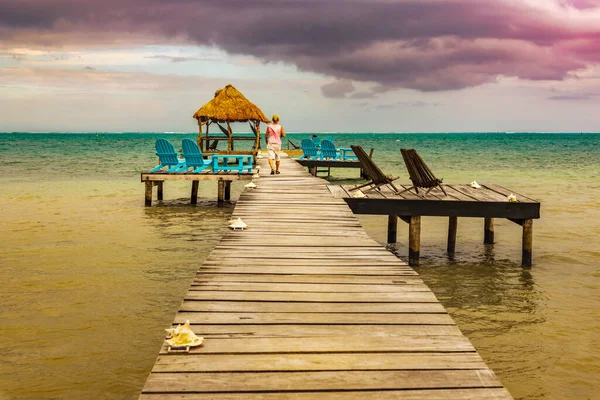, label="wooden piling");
[409,216,421,266]
[224,181,232,201]
[156,181,163,201]
[387,215,398,243]
[447,216,457,254]
[217,180,225,206]
[522,219,533,268]
[144,181,153,206]
[484,217,495,244]
[309,167,317,176]
[191,181,199,205]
